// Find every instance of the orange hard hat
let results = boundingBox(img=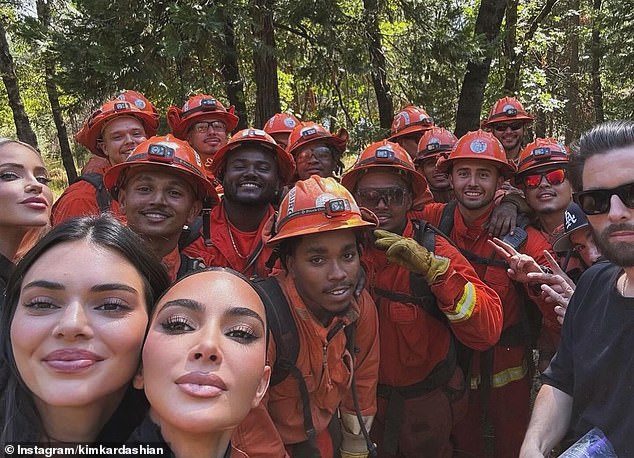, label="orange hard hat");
[416,127,458,163]
[437,130,515,178]
[388,105,435,141]
[104,134,219,205]
[75,98,159,157]
[516,138,569,175]
[114,89,159,118]
[211,128,296,185]
[268,175,376,245]
[263,112,301,135]
[286,122,348,157]
[482,96,534,128]
[341,140,428,198]
[167,94,239,139]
